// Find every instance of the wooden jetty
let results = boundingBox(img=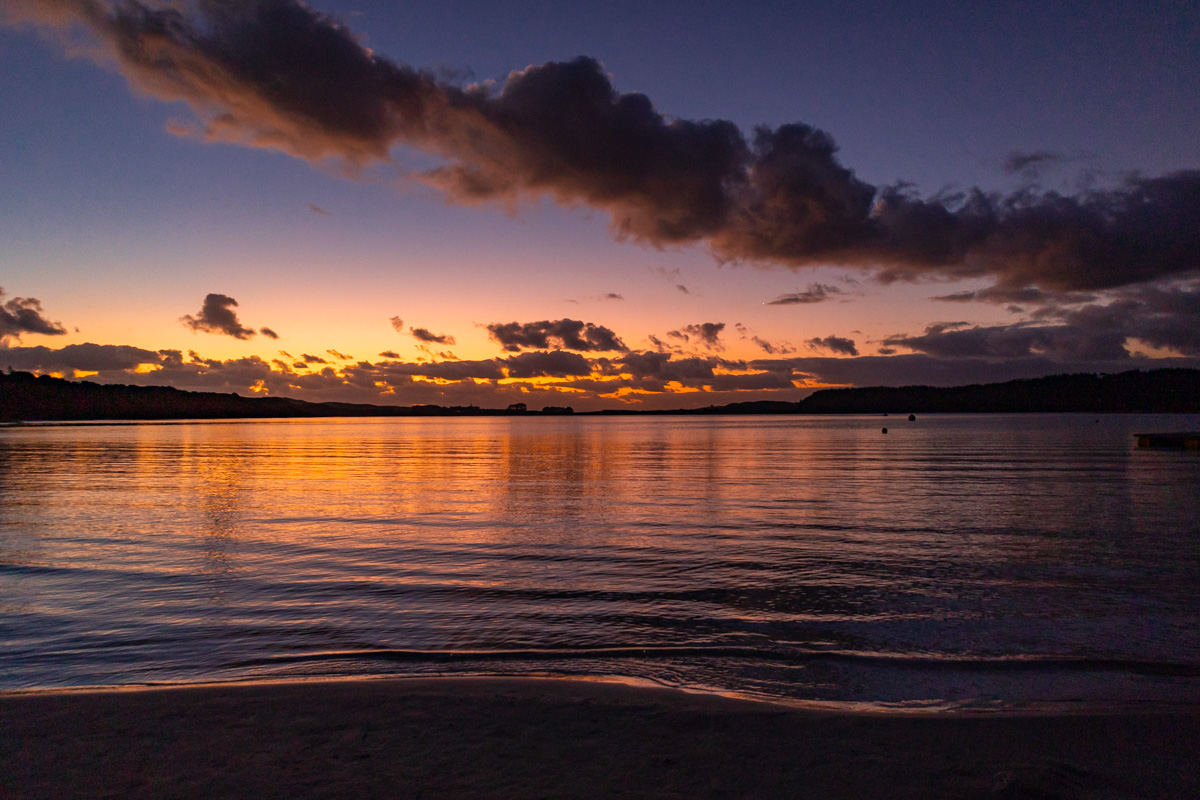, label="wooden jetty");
[1135,432,1200,449]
